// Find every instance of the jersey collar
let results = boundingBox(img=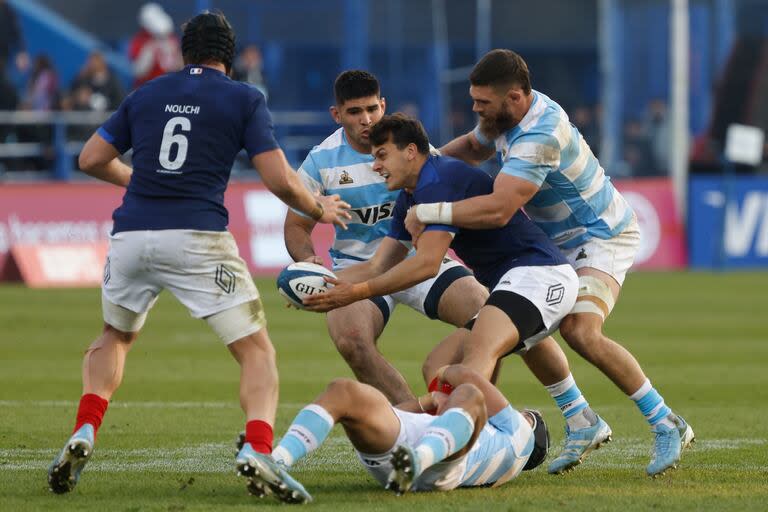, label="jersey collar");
[183,64,227,77]
[414,155,441,193]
